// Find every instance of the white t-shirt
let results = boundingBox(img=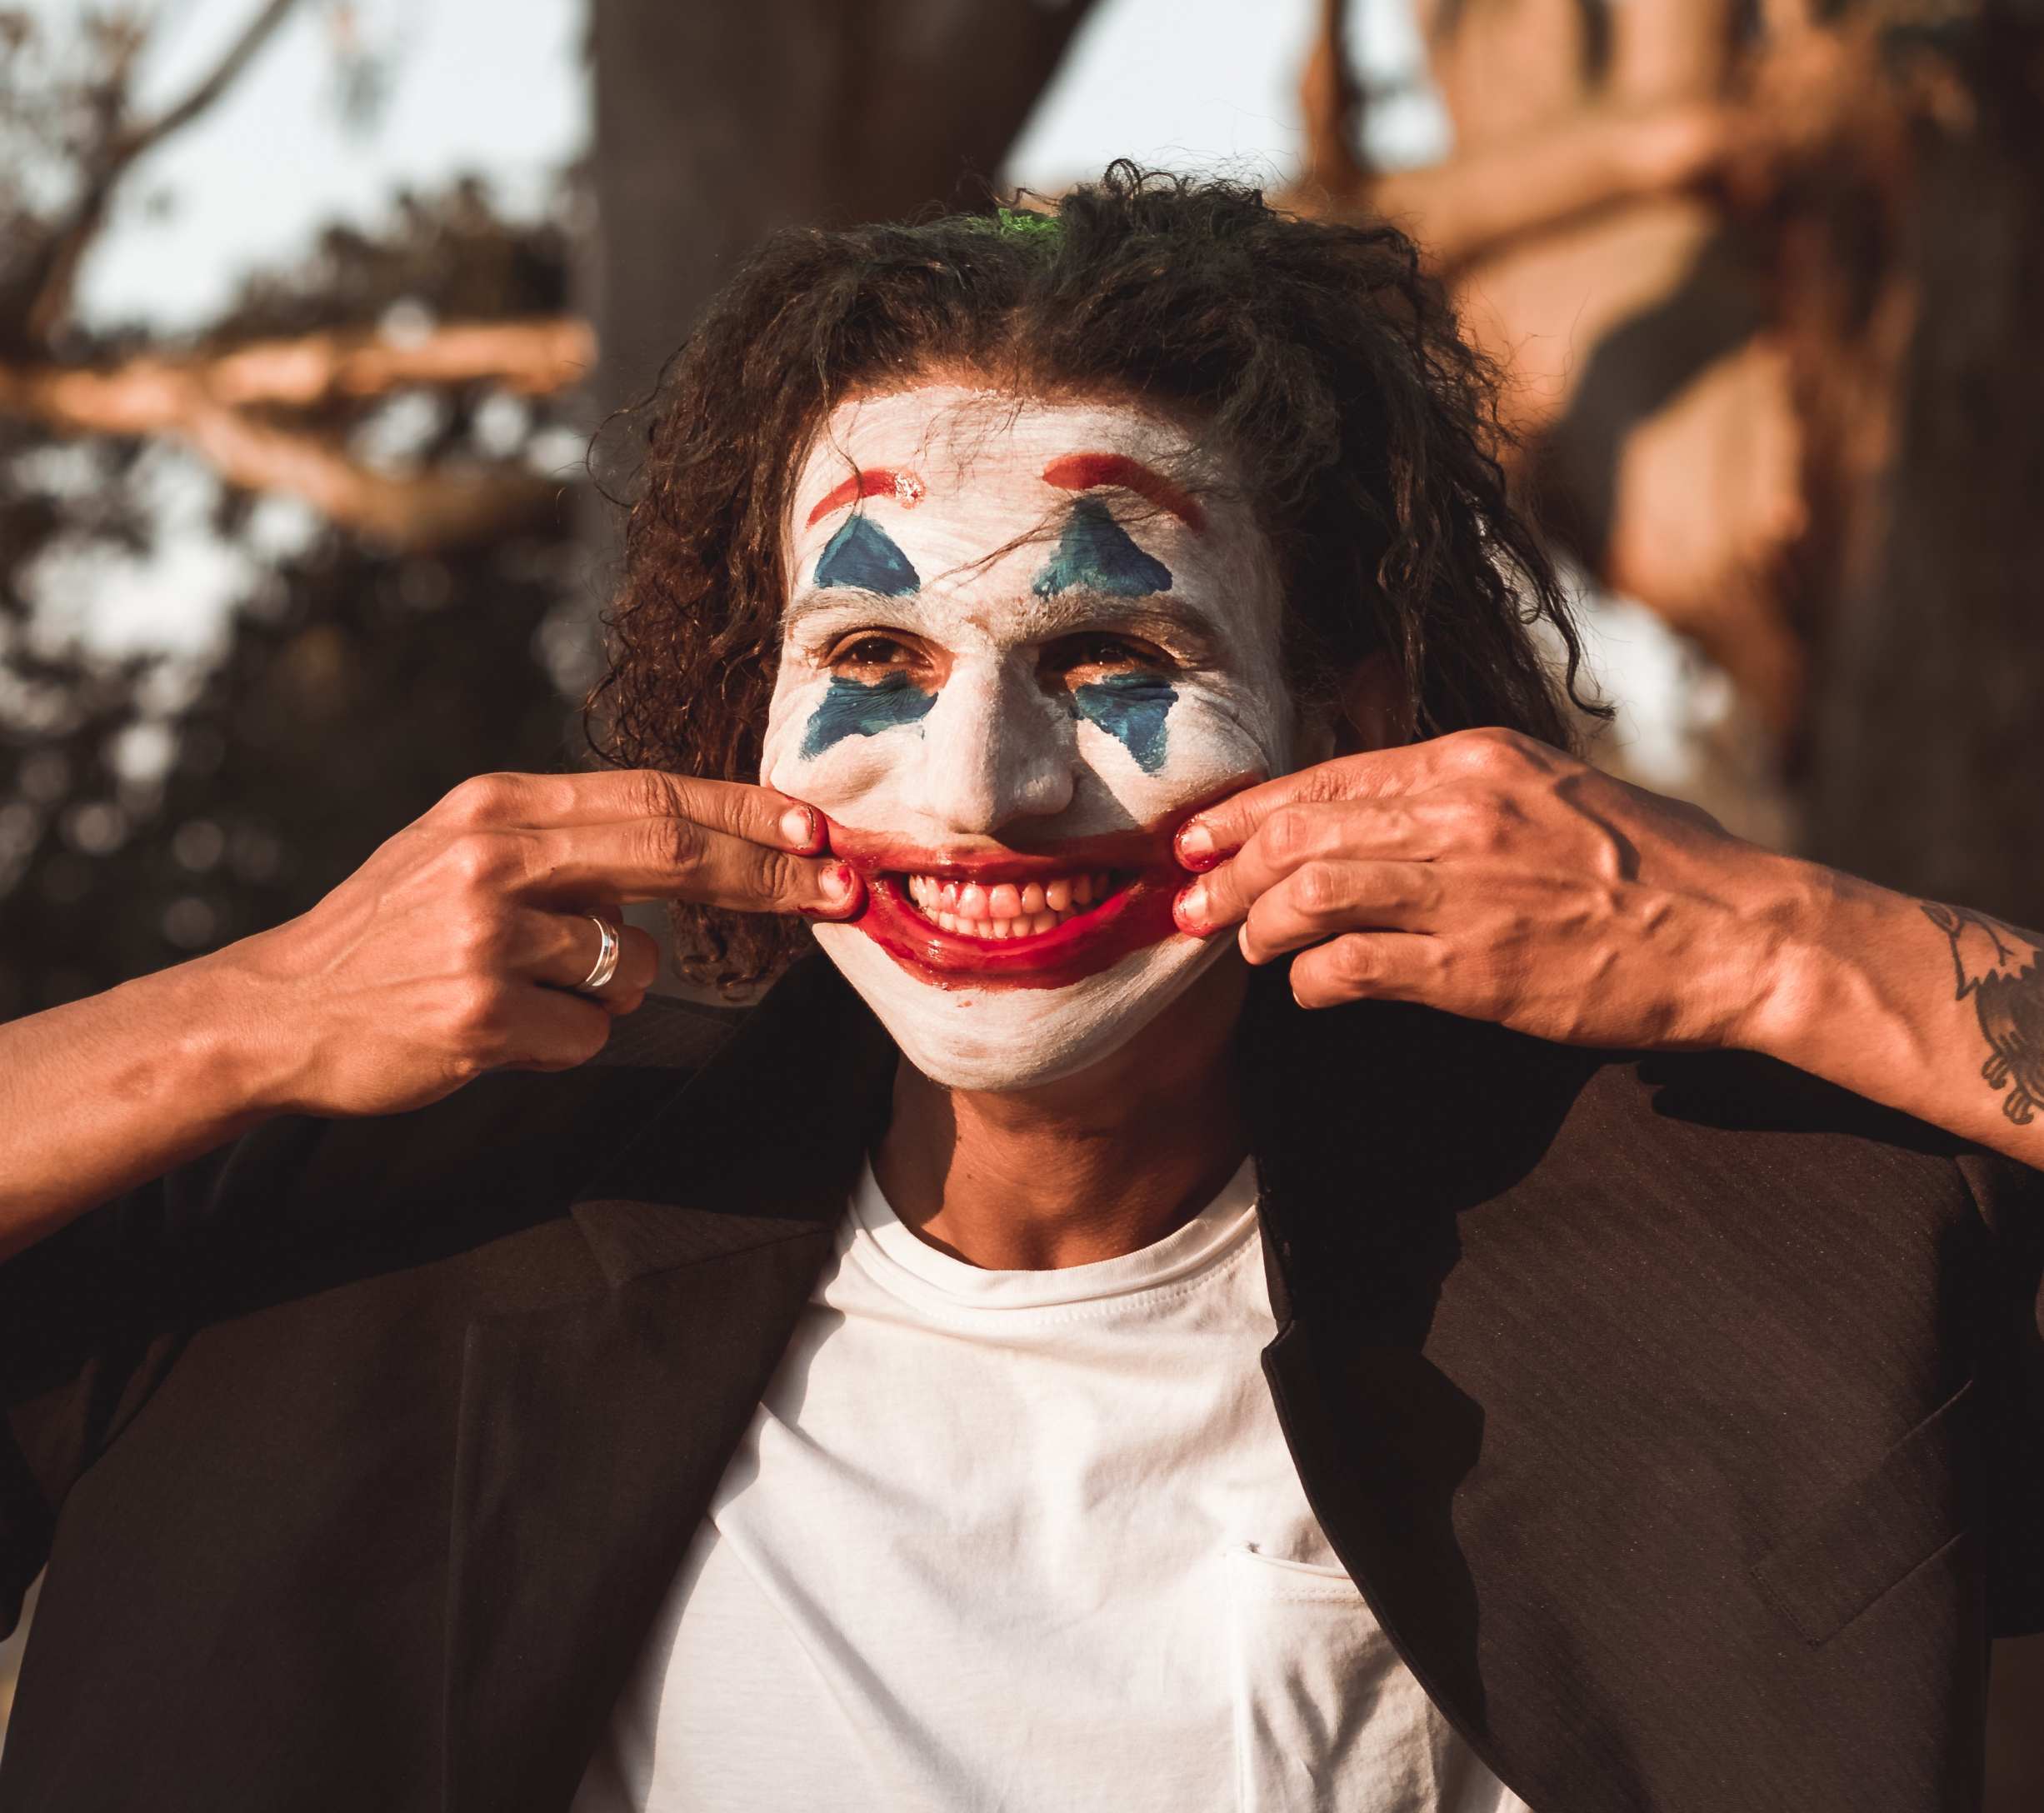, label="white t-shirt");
[576,1159,1528,1812]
